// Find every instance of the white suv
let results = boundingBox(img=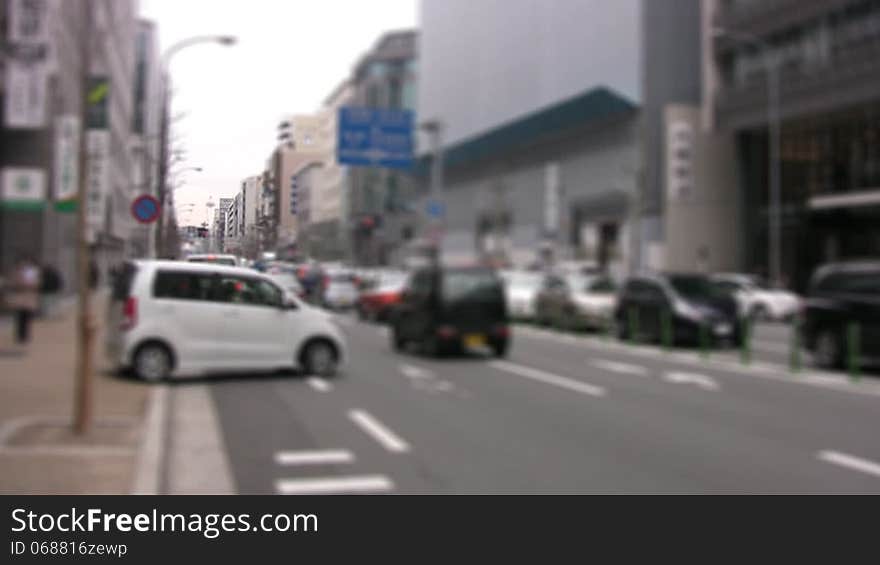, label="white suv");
[106,260,347,381]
